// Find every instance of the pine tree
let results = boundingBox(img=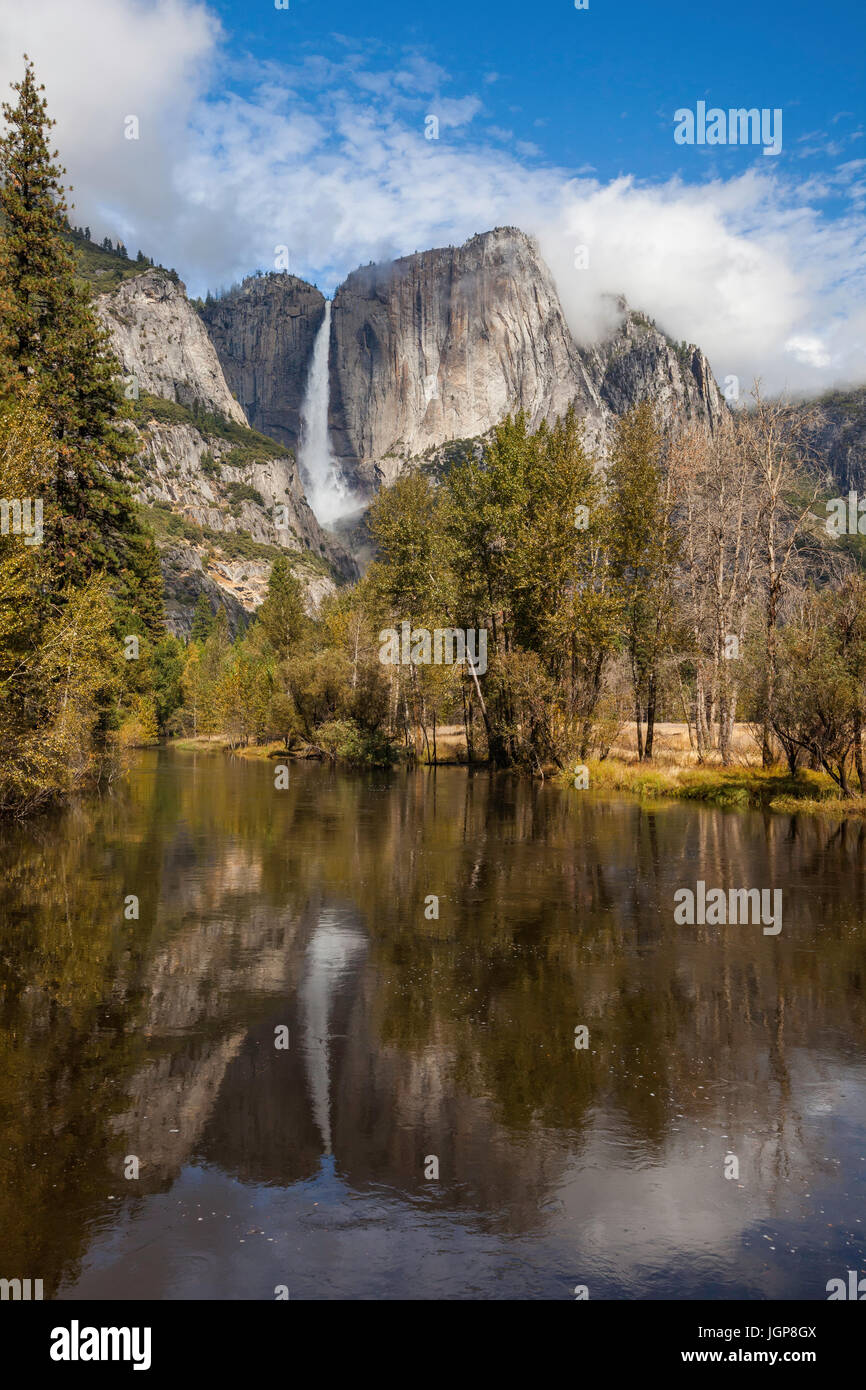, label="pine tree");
[0,57,163,631]
[0,395,123,812]
[256,556,308,659]
[190,592,215,643]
